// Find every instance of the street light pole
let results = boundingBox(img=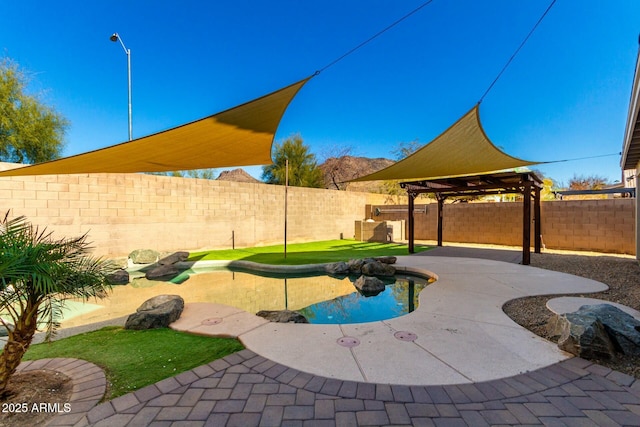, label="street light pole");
[110,32,132,141]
